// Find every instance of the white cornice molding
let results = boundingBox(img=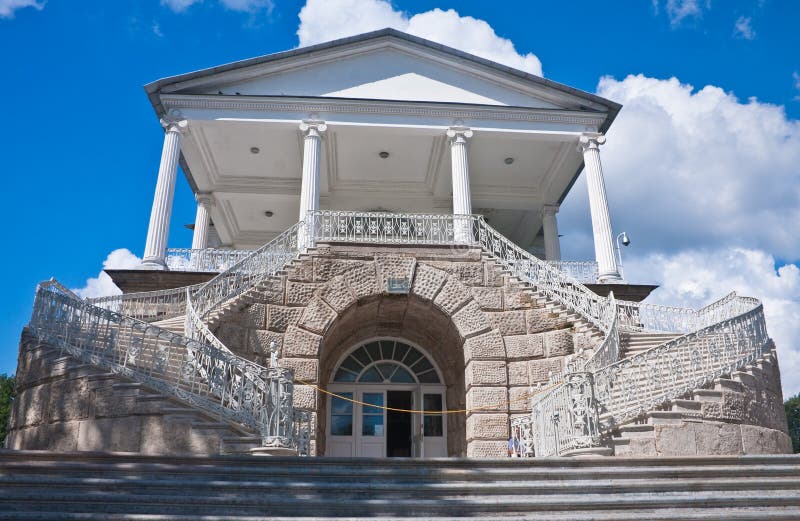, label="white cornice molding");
[160,94,606,128]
